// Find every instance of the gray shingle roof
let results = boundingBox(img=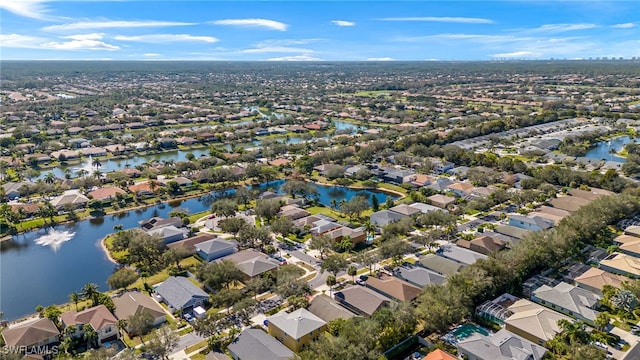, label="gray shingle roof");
[228,328,297,360]
[308,295,356,323]
[393,265,447,287]
[195,238,237,255]
[267,308,326,339]
[155,276,208,310]
[532,282,601,321]
[458,329,547,360]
